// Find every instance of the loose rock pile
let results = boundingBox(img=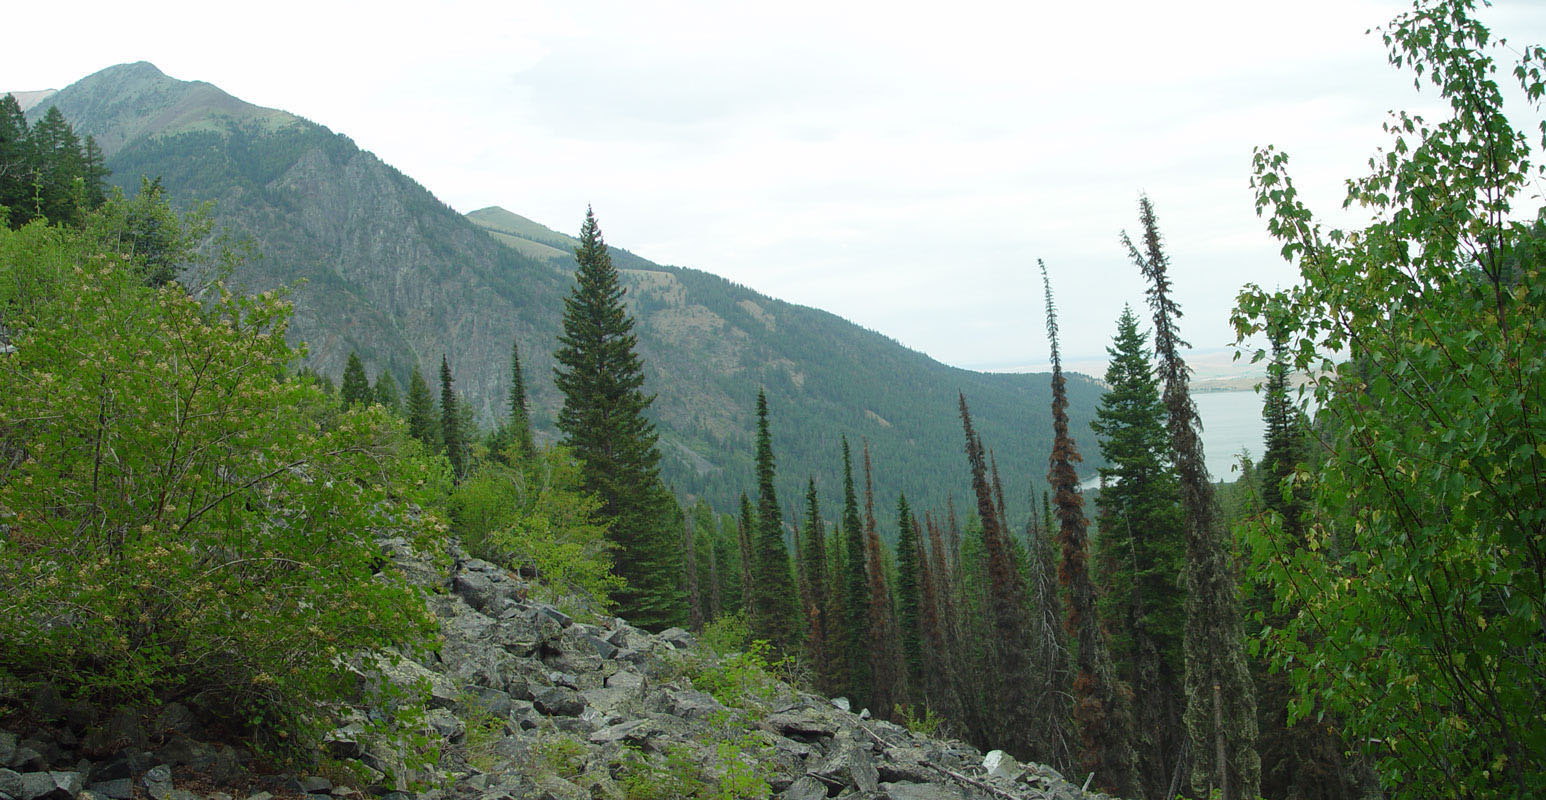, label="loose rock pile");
[0,537,1117,800]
